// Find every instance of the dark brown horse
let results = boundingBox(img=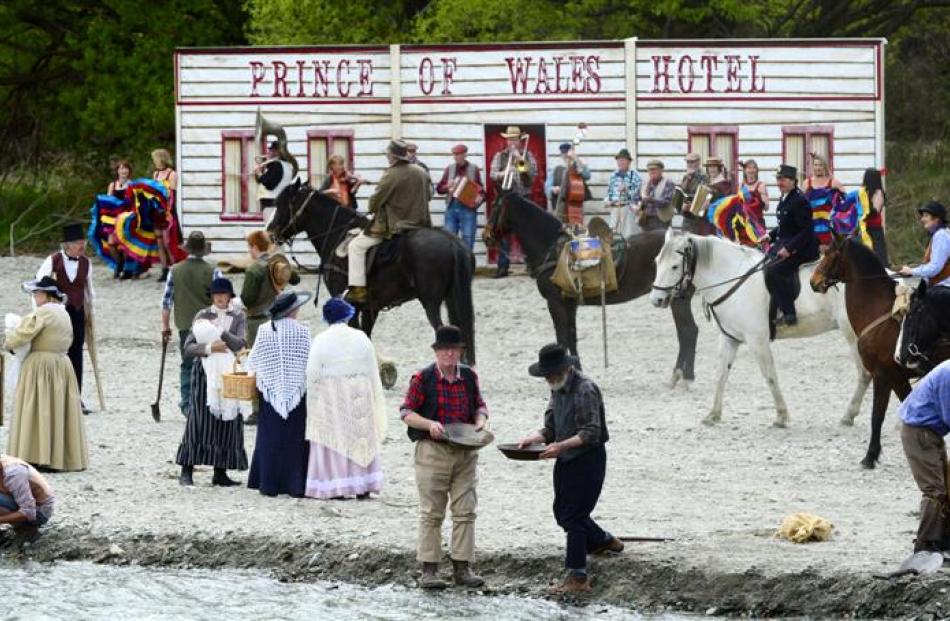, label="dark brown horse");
[268,180,477,365]
[484,192,698,383]
[810,236,950,468]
